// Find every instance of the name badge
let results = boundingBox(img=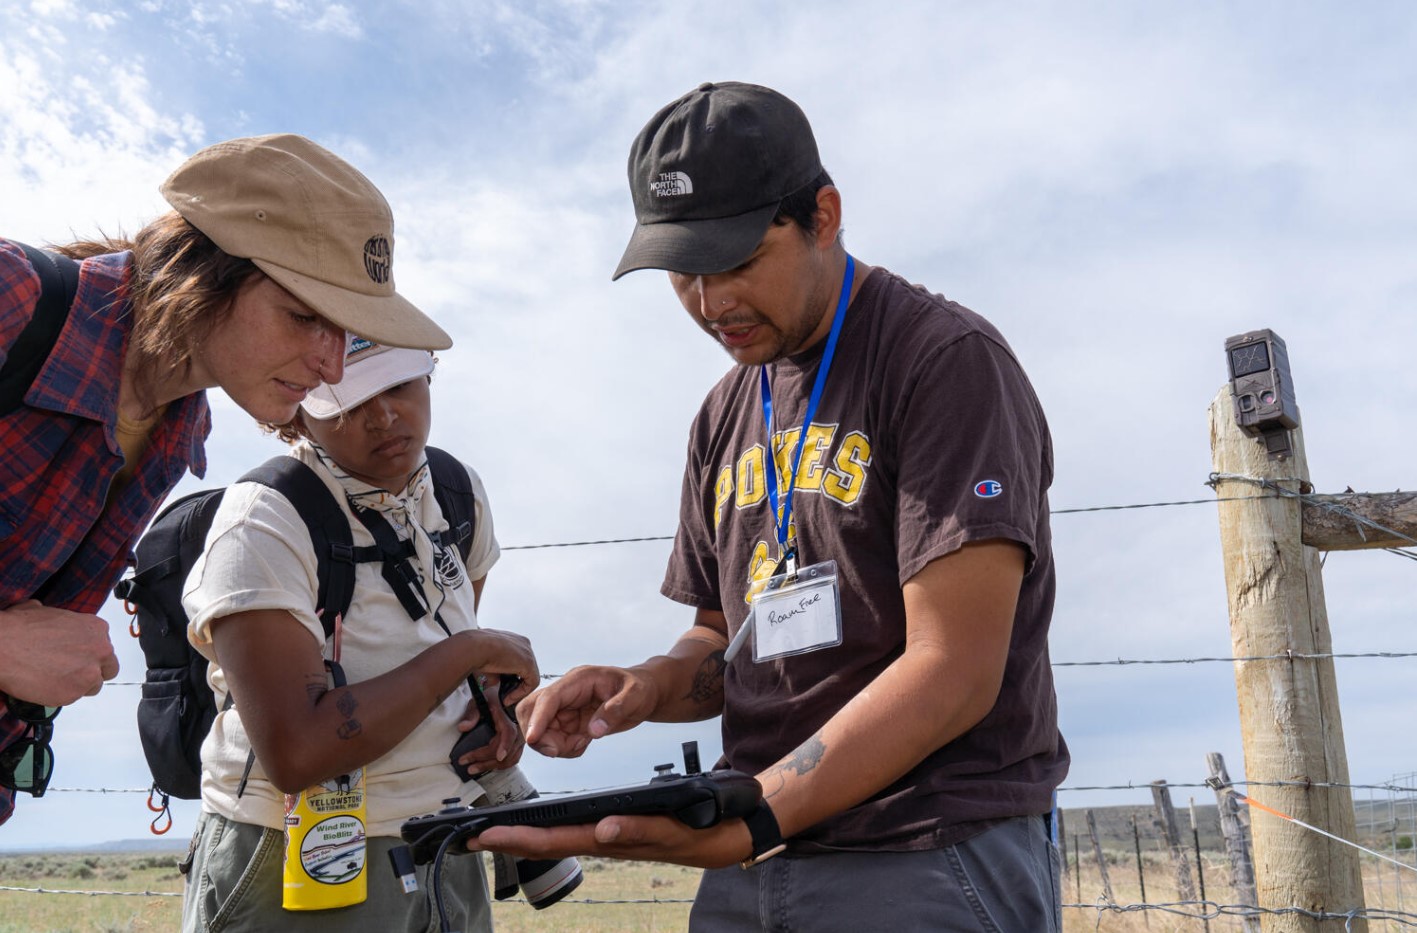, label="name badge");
[749,560,843,662]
